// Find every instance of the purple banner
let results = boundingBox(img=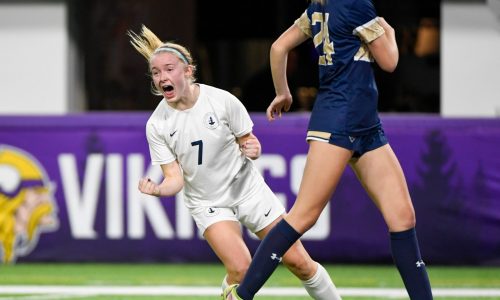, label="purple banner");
[0,113,499,265]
